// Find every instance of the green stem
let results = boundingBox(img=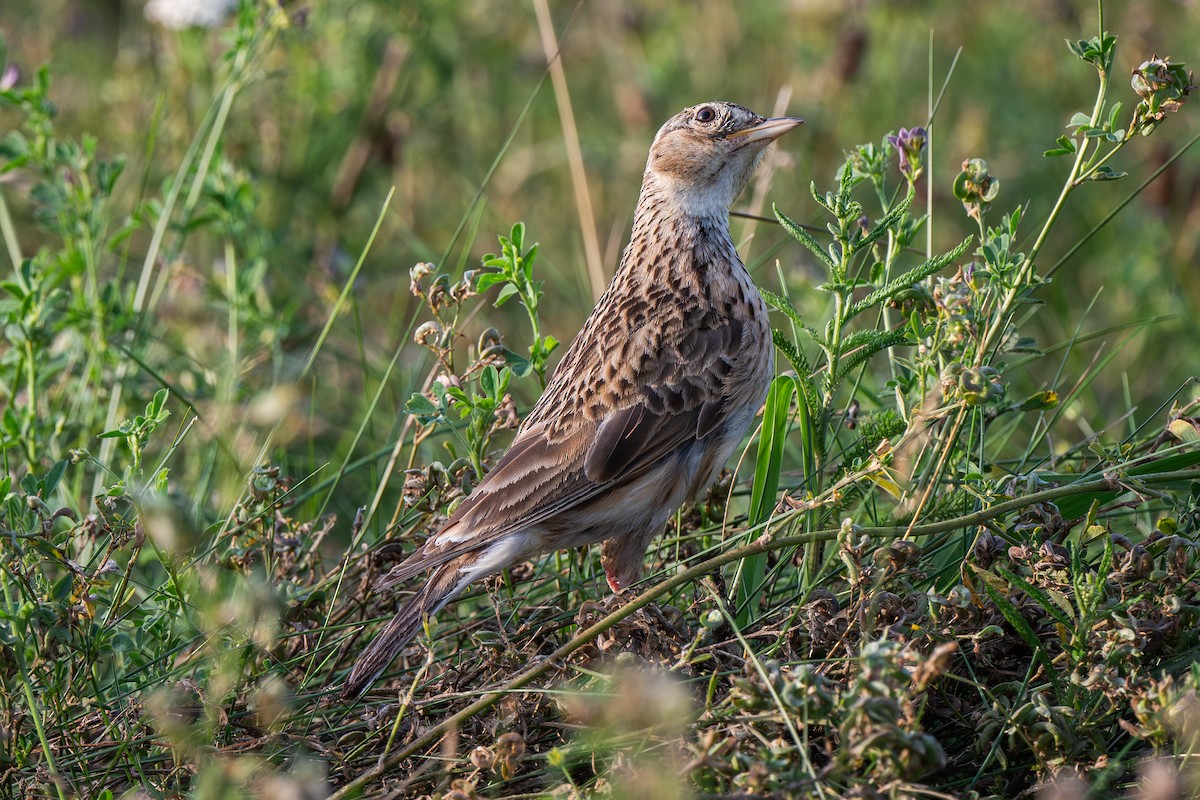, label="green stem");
[1047,127,1200,279]
[820,289,847,463]
[0,185,22,269]
[224,237,239,411]
[975,19,1110,365]
[1,570,68,800]
[23,336,37,464]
